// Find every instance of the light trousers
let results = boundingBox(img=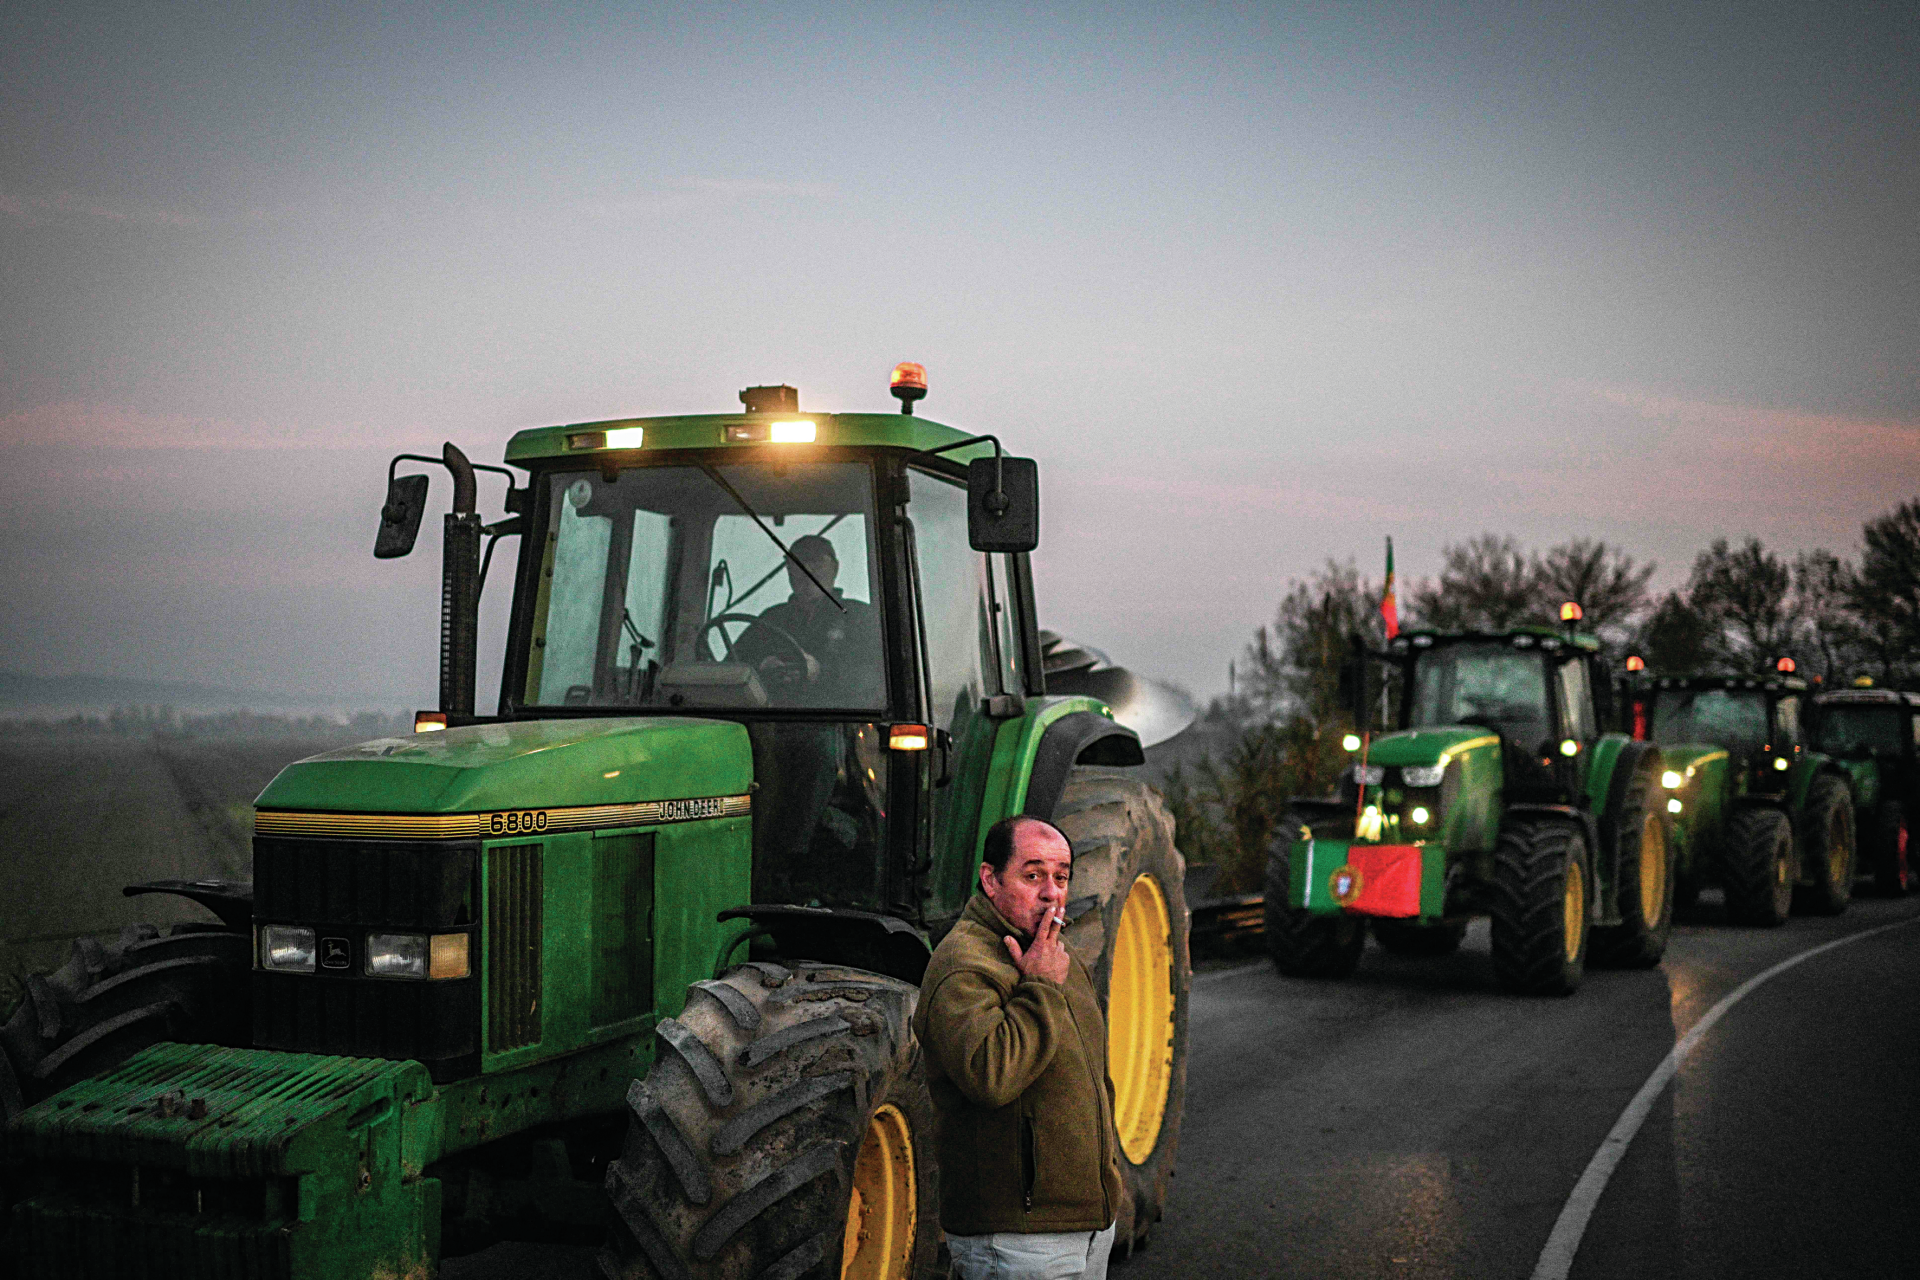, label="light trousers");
[946,1223,1117,1280]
